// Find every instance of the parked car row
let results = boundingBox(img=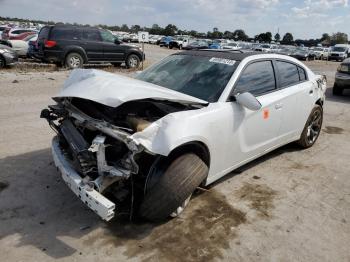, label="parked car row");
[0,24,146,69]
[0,43,18,68]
